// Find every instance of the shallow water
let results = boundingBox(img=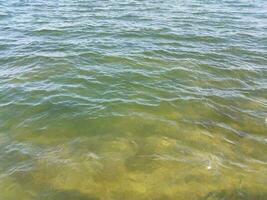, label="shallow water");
[0,0,267,199]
